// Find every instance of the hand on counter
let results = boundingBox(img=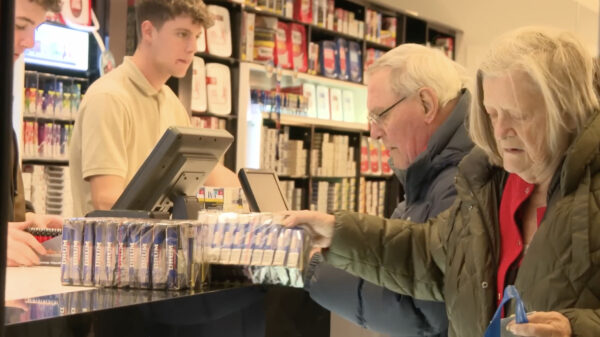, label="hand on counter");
[7,221,47,267]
